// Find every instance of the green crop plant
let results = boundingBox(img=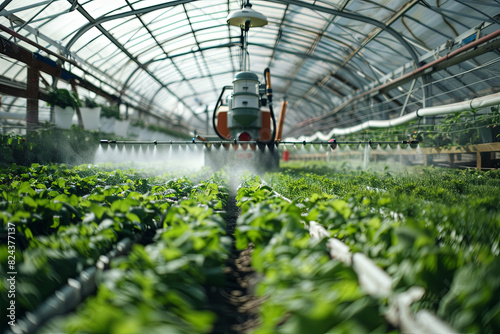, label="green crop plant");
[263,161,500,332]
